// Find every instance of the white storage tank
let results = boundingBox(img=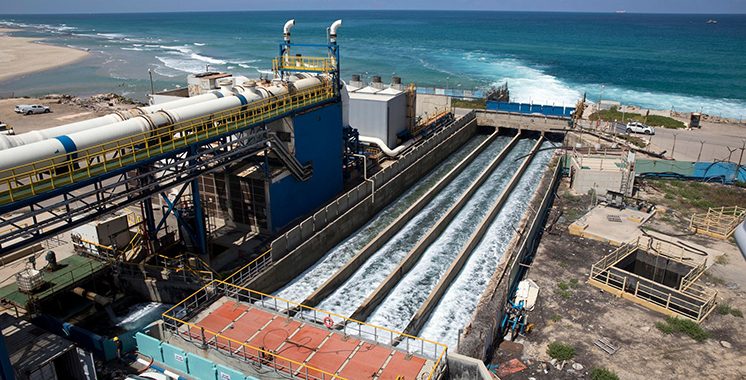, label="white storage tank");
[347,84,408,149]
